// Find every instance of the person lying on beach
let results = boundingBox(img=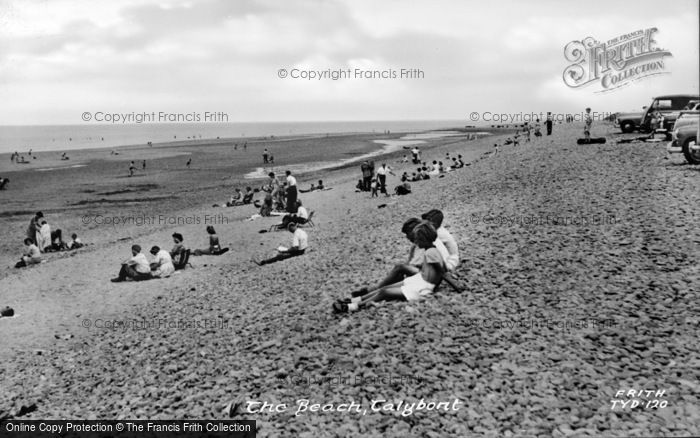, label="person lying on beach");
[333,222,444,313]
[193,226,229,256]
[15,238,42,268]
[149,246,175,278]
[0,177,9,190]
[422,209,459,271]
[110,245,153,282]
[68,233,84,250]
[299,180,327,193]
[281,200,309,227]
[253,222,308,265]
[394,182,411,195]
